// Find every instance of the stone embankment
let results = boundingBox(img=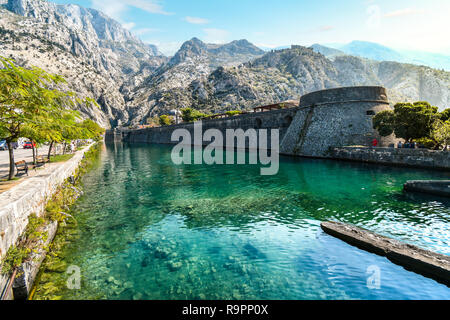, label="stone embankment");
[321,221,450,286]
[0,143,95,299]
[404,180,450,197]
[331,146,450,171]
